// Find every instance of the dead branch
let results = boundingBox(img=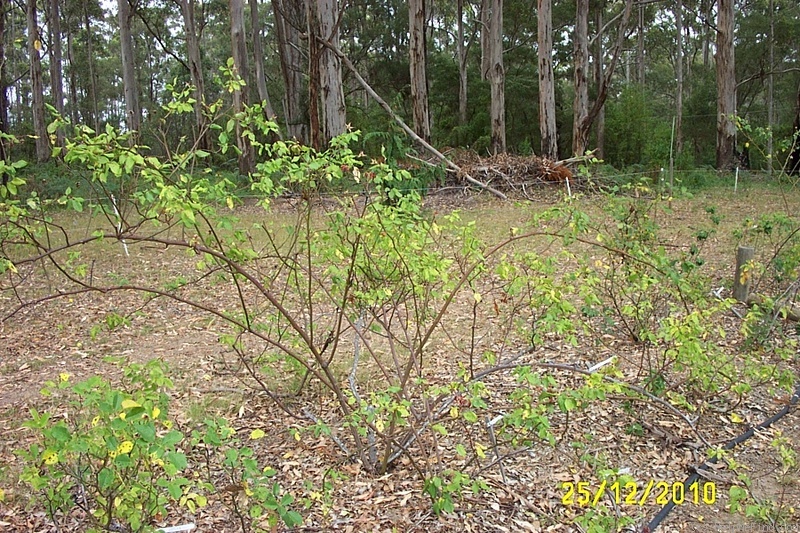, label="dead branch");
[317,38,508,200]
